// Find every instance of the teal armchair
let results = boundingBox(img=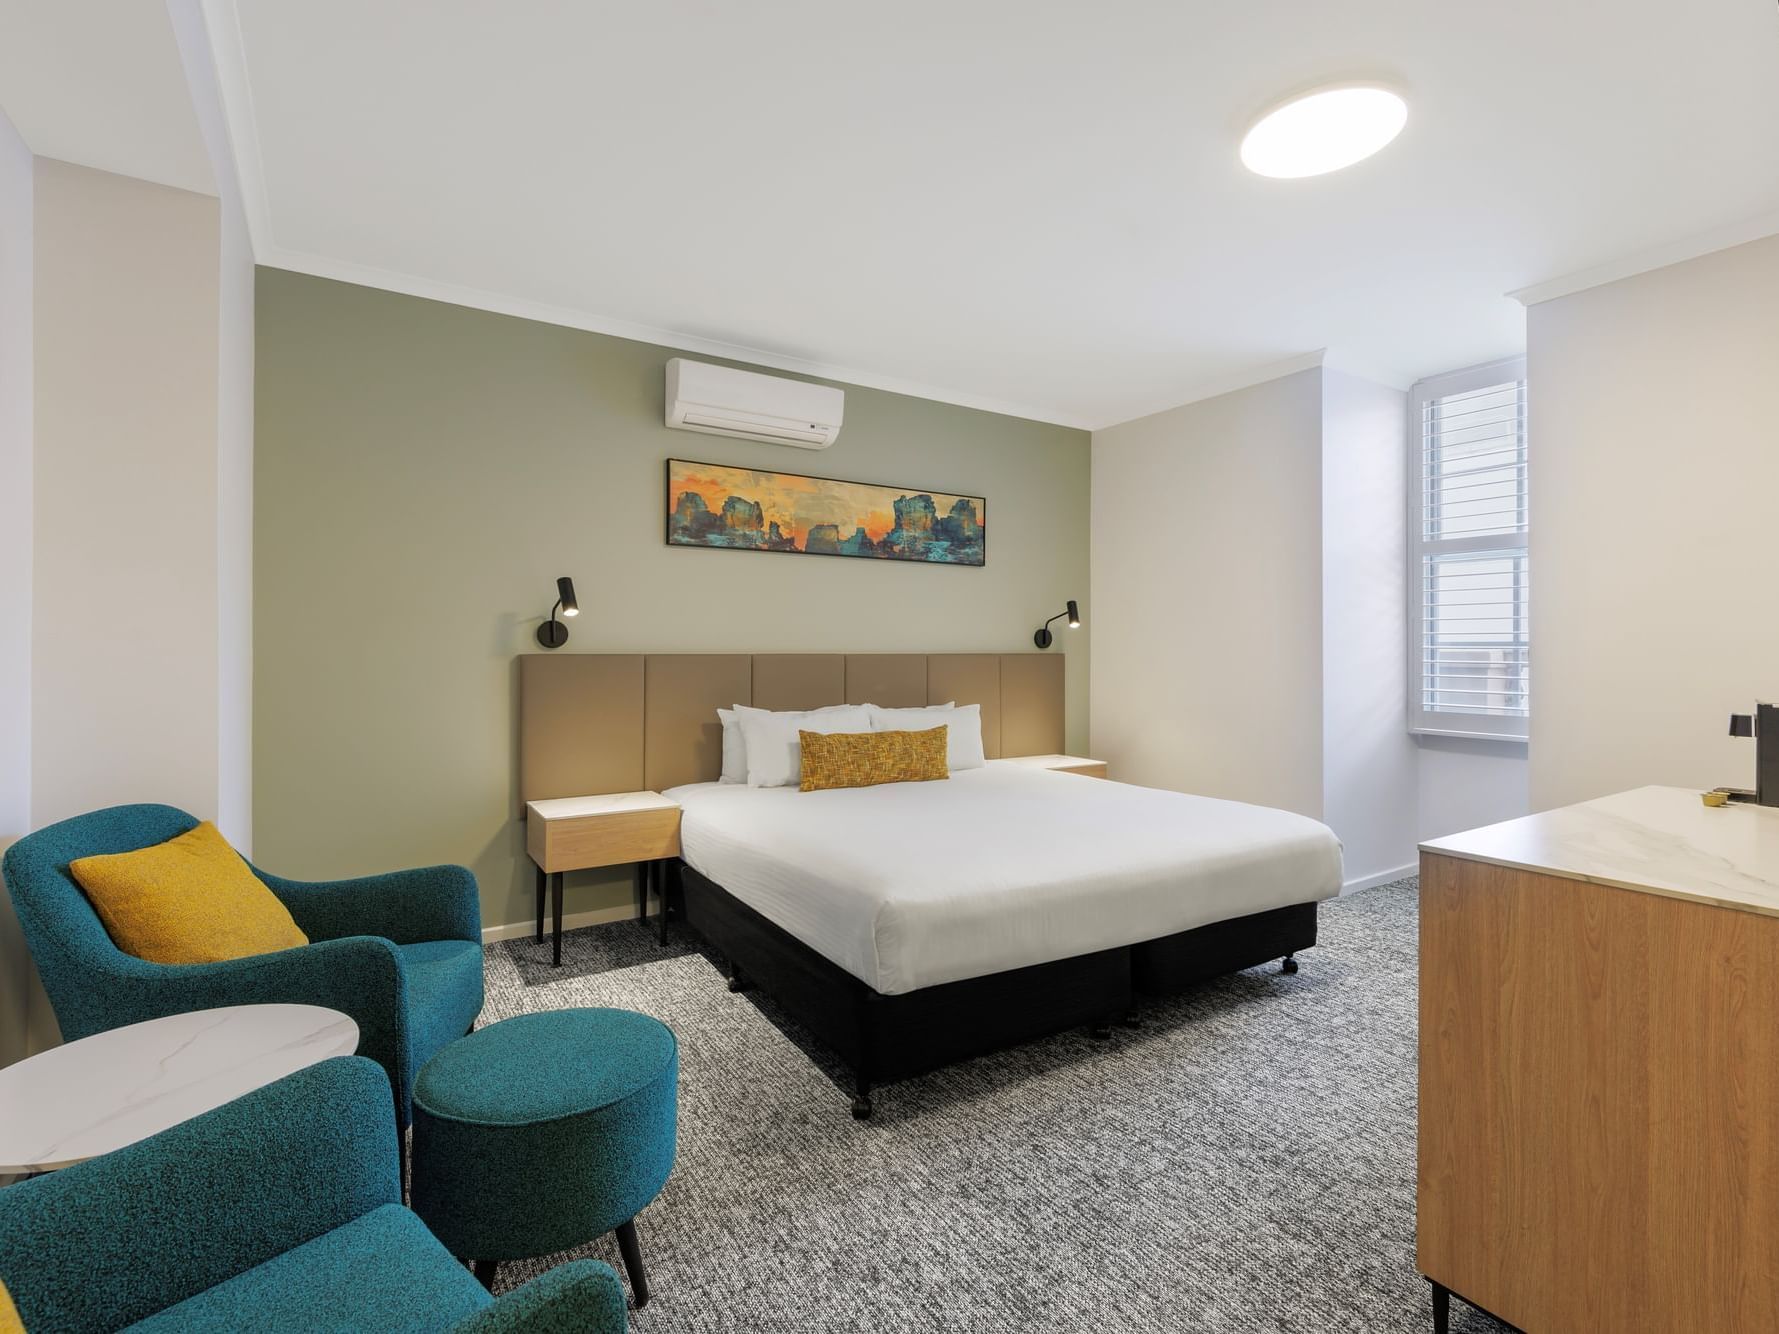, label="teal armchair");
[0,1057,627,1333]
[0,804,483,1125]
